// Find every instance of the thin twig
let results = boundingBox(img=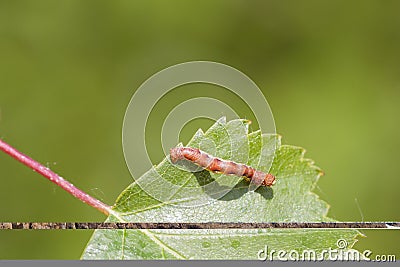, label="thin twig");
[0,139,114,216]
[0,222,399,230]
